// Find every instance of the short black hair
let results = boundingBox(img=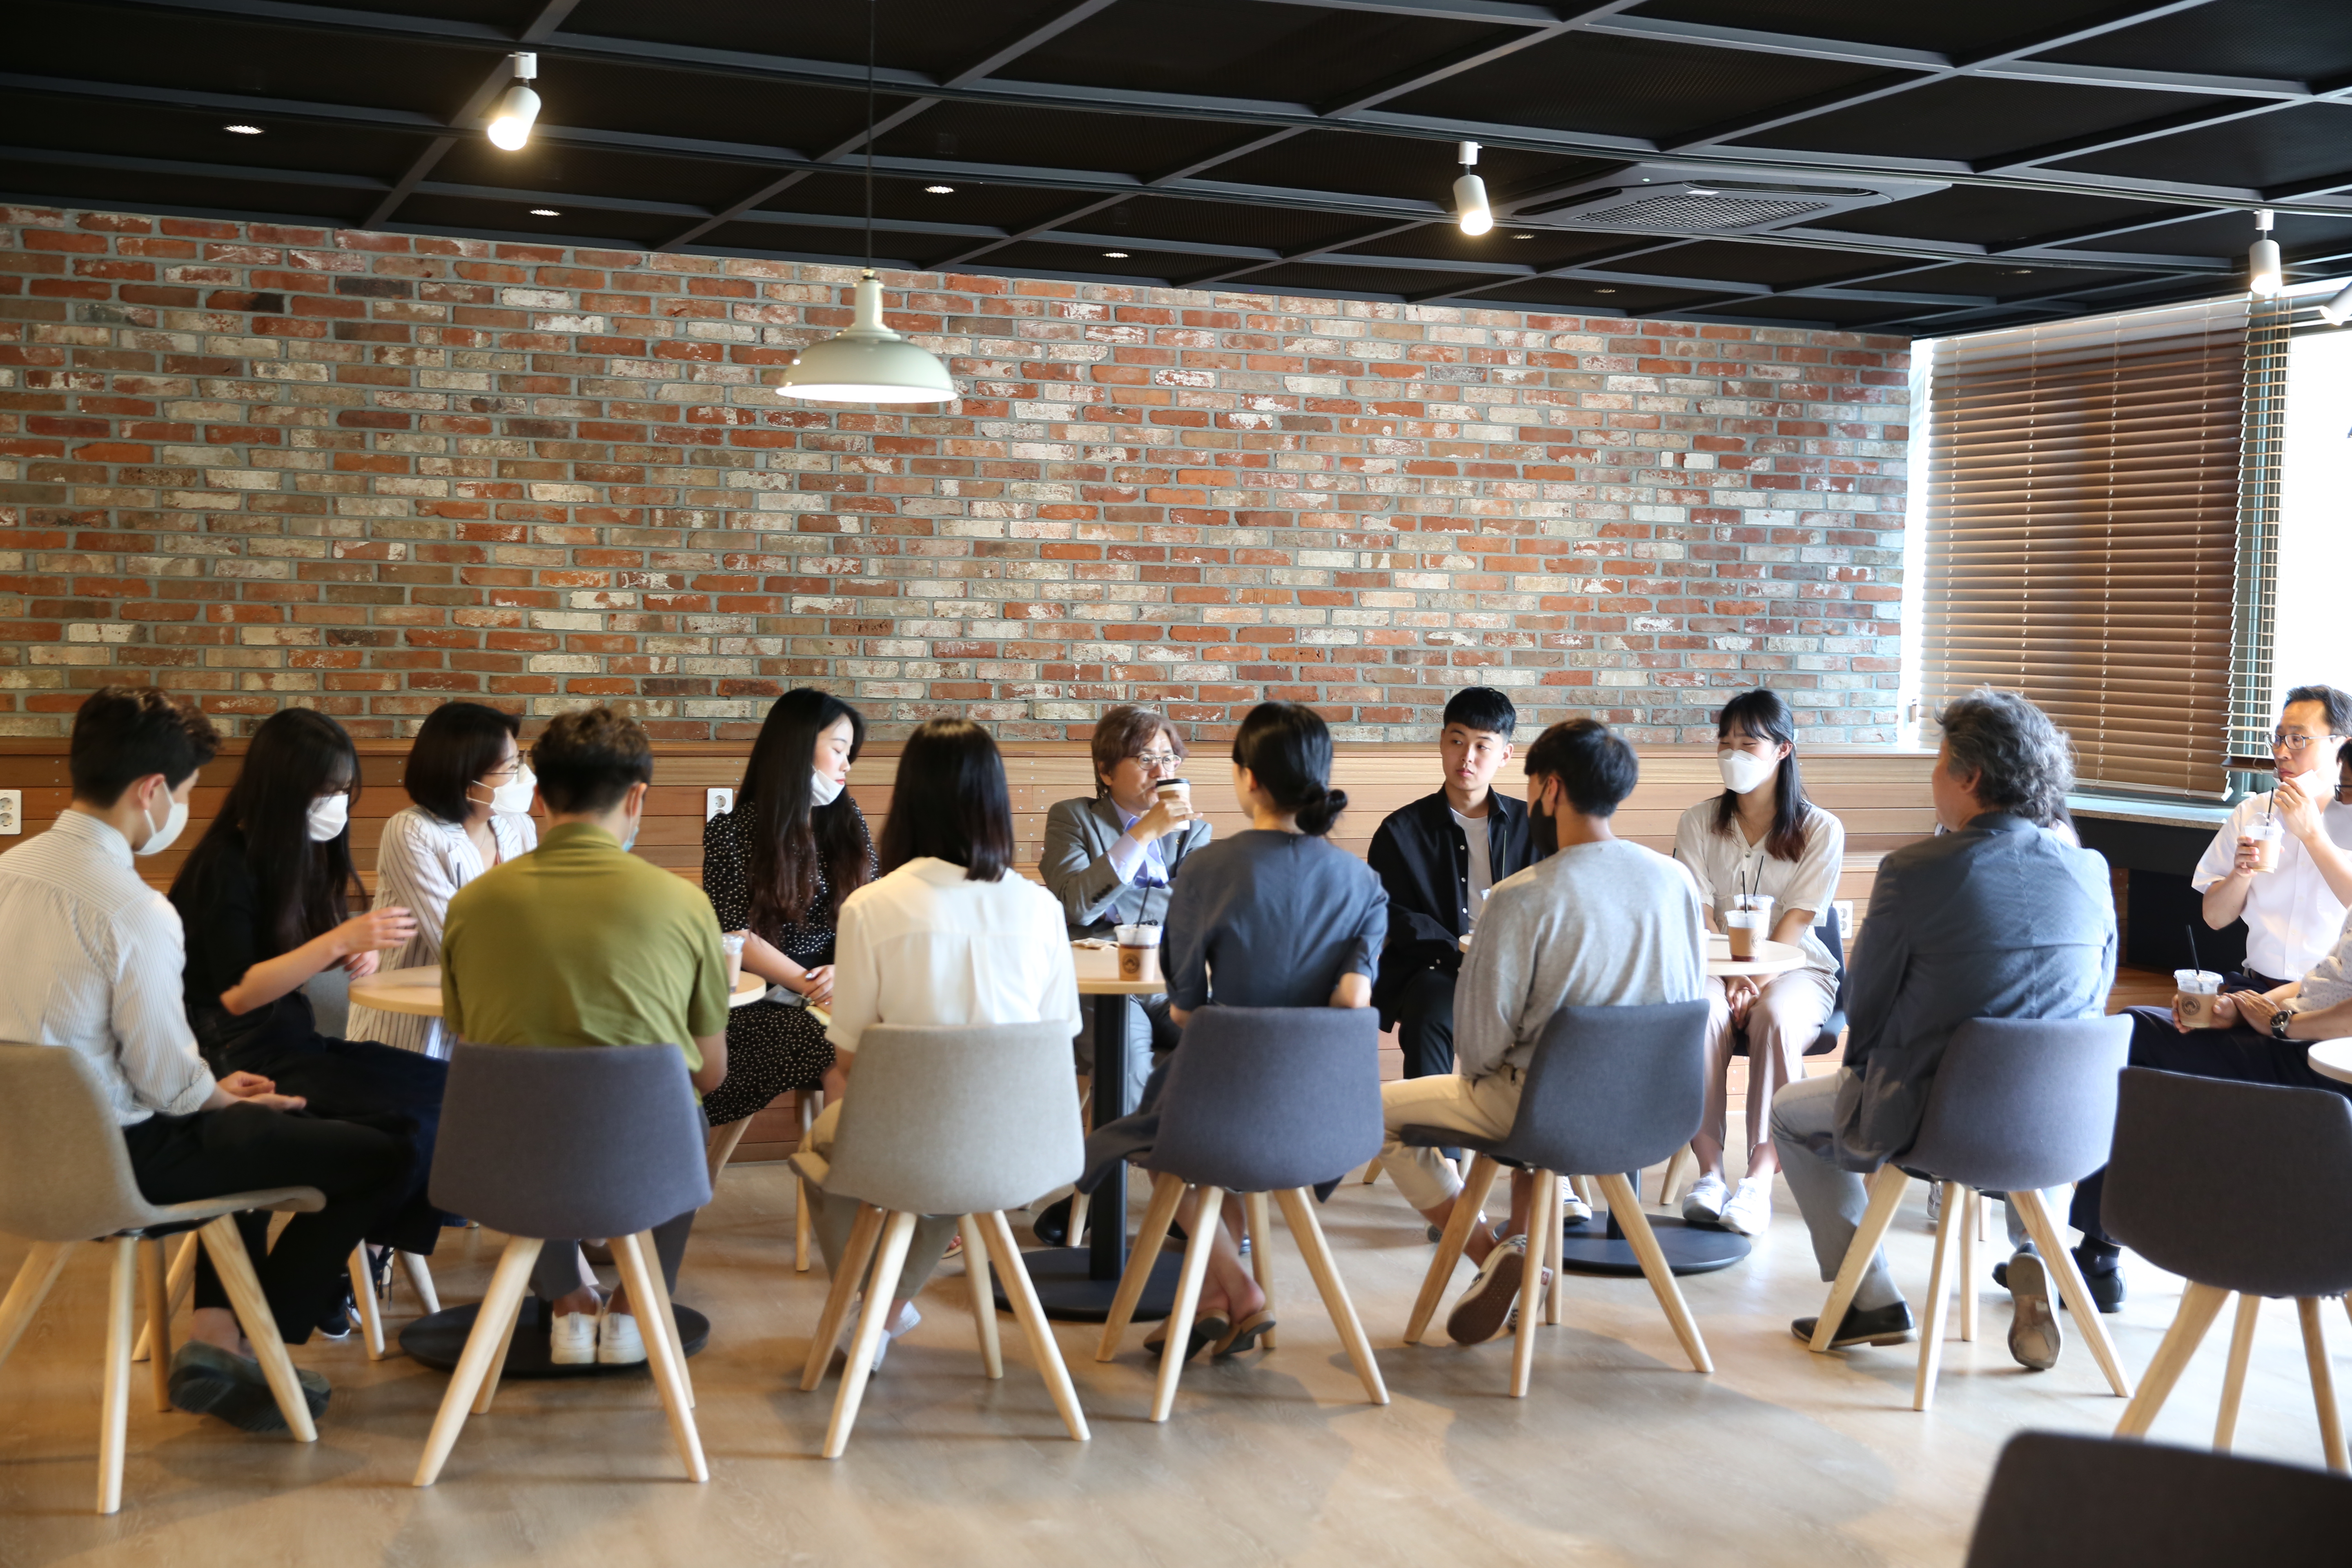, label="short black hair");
[1522,717,1639,817]
[69,686,220,804]
[403,702,522,825]
[1442,686,1517,738]
[876,719,1013,881]
[2284,684,2352,737]
[530,706,654,815]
